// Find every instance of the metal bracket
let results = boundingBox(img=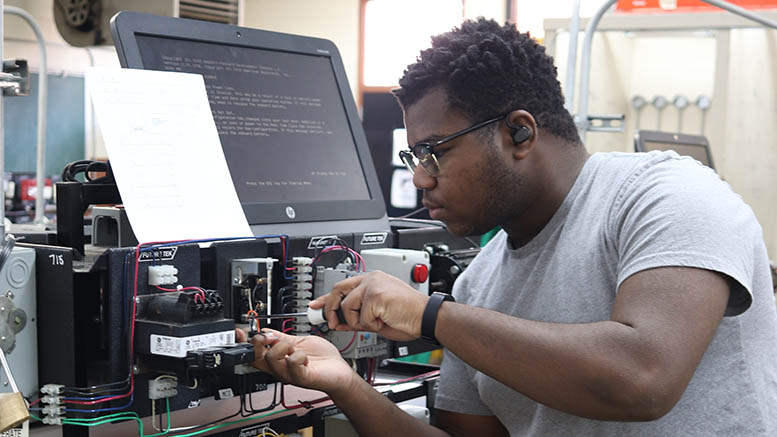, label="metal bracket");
[1,59,29,97]
[583,114,626,133]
